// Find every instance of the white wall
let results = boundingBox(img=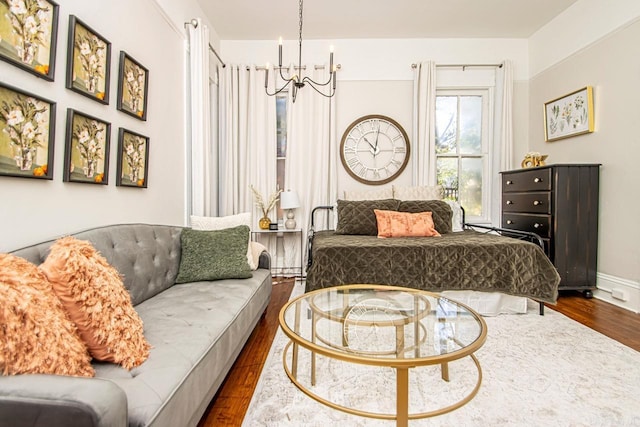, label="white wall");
[221,37,530,196]
[0,0,197,251]
[529,5,640,311]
